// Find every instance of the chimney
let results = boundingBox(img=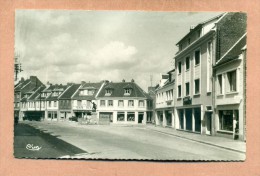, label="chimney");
[131,79,134,83]
[21,77,25,83]
[81,81,86,85]
[122,79,125,82]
